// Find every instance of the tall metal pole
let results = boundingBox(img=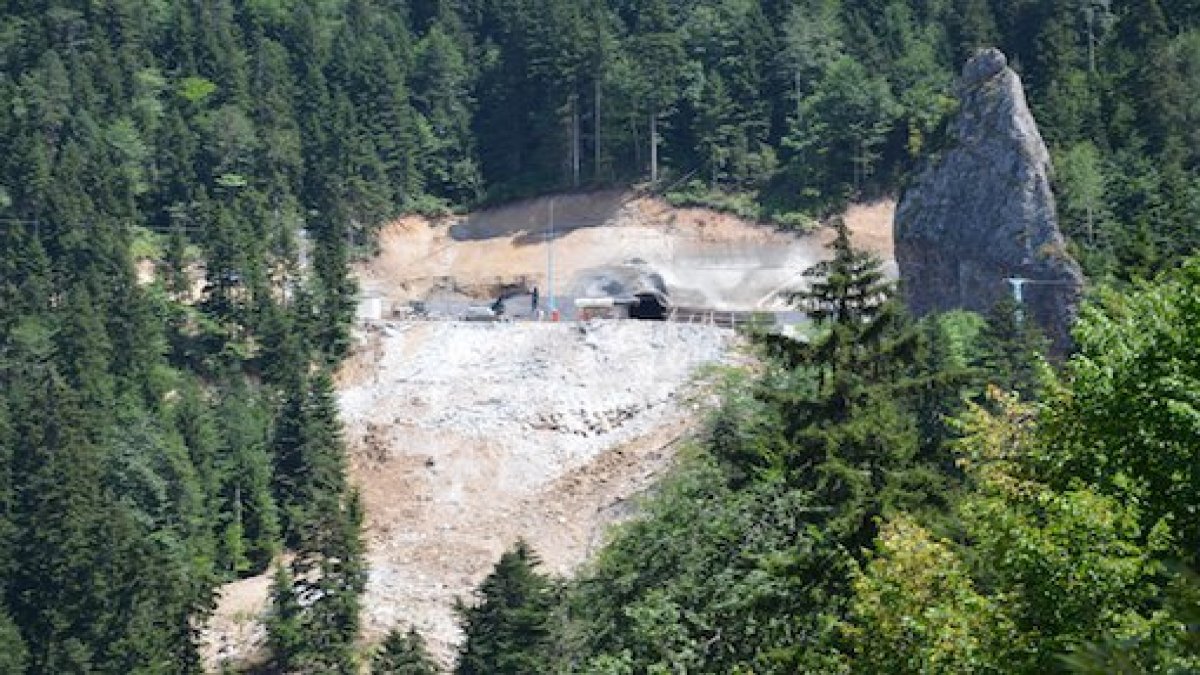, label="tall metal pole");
[547,197,557,316]
[1005,277,1027,324]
